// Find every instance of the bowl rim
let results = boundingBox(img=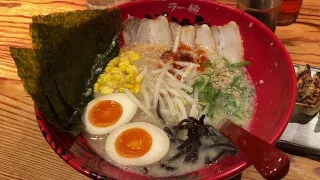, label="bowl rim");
[36,0,297,179]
